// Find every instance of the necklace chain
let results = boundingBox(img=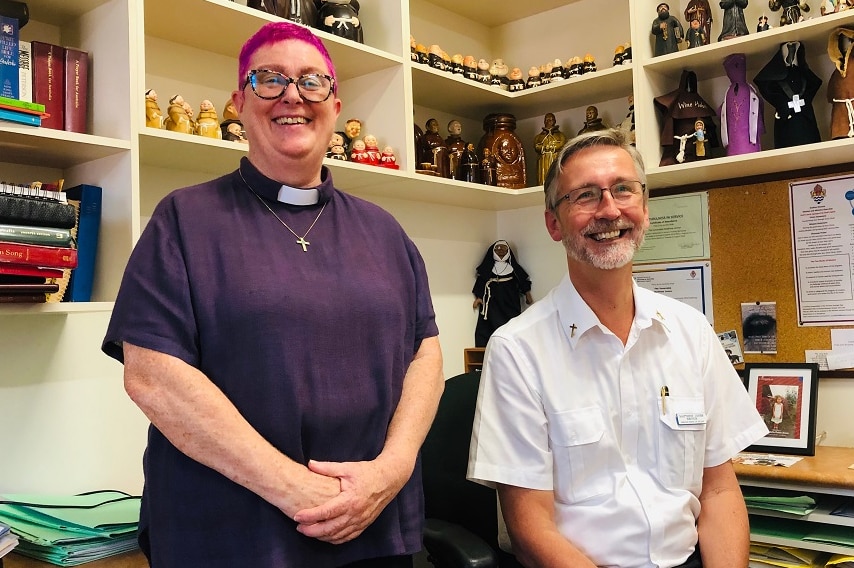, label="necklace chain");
[239,168,327,252]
